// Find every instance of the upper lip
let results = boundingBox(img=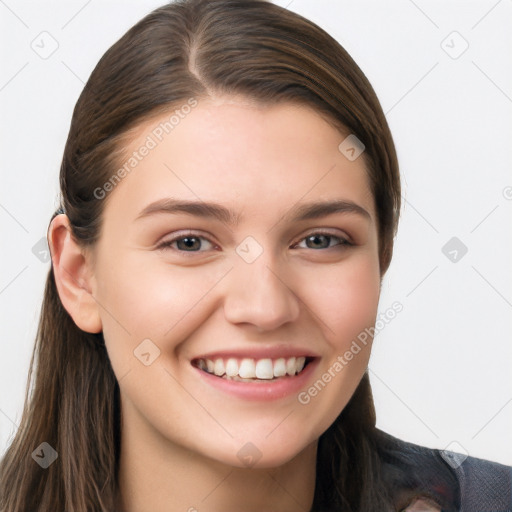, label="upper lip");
[191,345,320,362]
